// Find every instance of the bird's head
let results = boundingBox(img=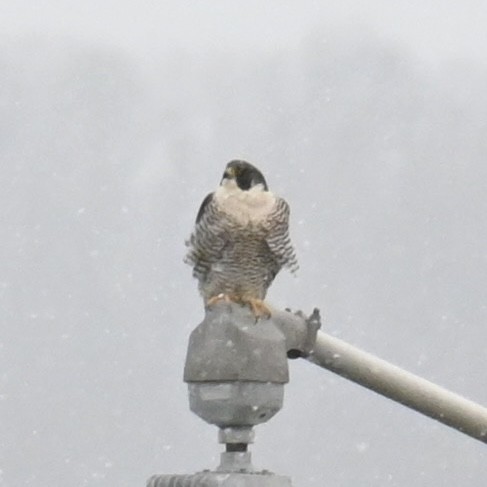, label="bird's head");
[221,160,268,191]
